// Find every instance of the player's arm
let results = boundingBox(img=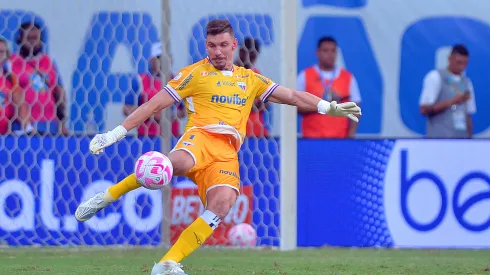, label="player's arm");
[121,91,174,131]
[89,67,195,154]
[268,86,361,122]
[88,91,174,154]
